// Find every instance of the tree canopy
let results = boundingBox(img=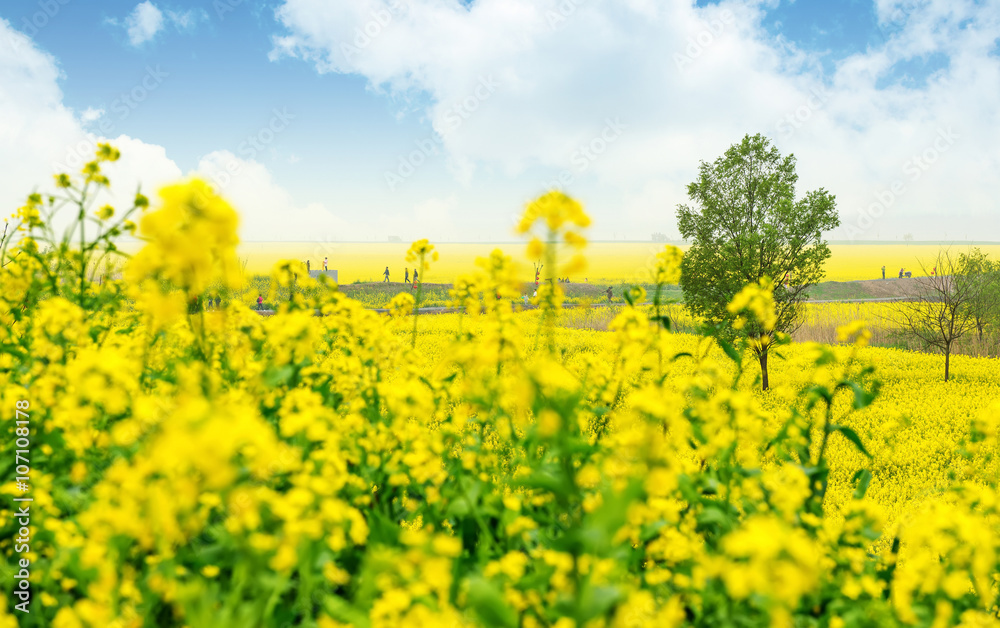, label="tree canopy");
[677,133,840,390]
